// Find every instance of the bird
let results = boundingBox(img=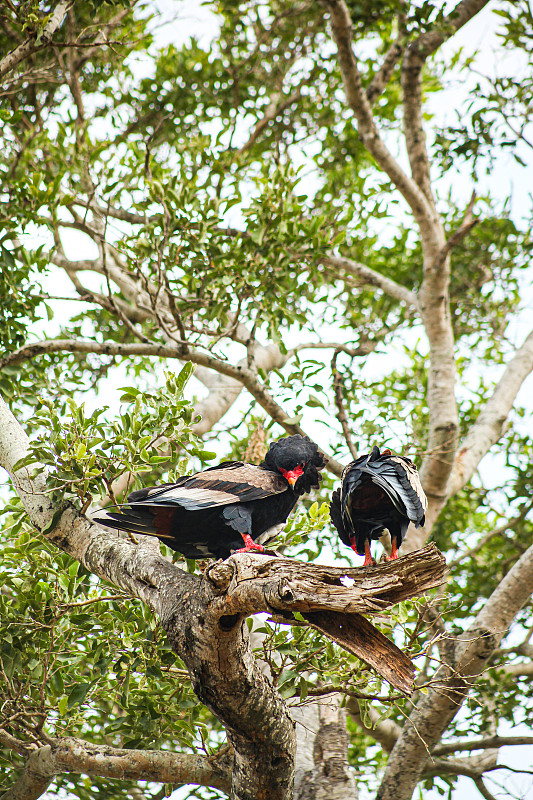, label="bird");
[92,434,327,560]
[329,445,427,566]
